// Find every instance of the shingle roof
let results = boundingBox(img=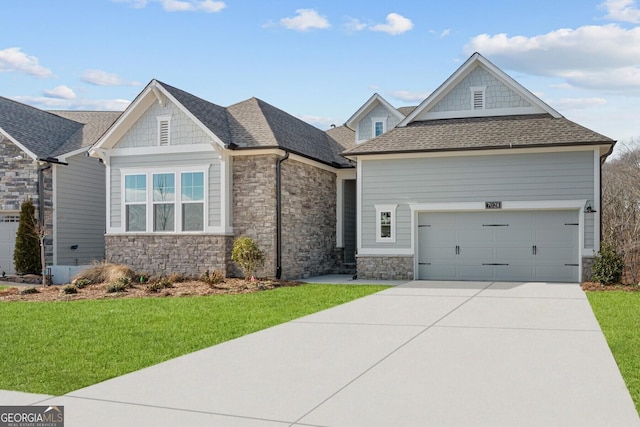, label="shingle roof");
[0,96,120,158]
[47,111,121,156]
[343,114,614,156]
[397,106,417,116]
[326,125,356,152]
[157,81,352,168]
